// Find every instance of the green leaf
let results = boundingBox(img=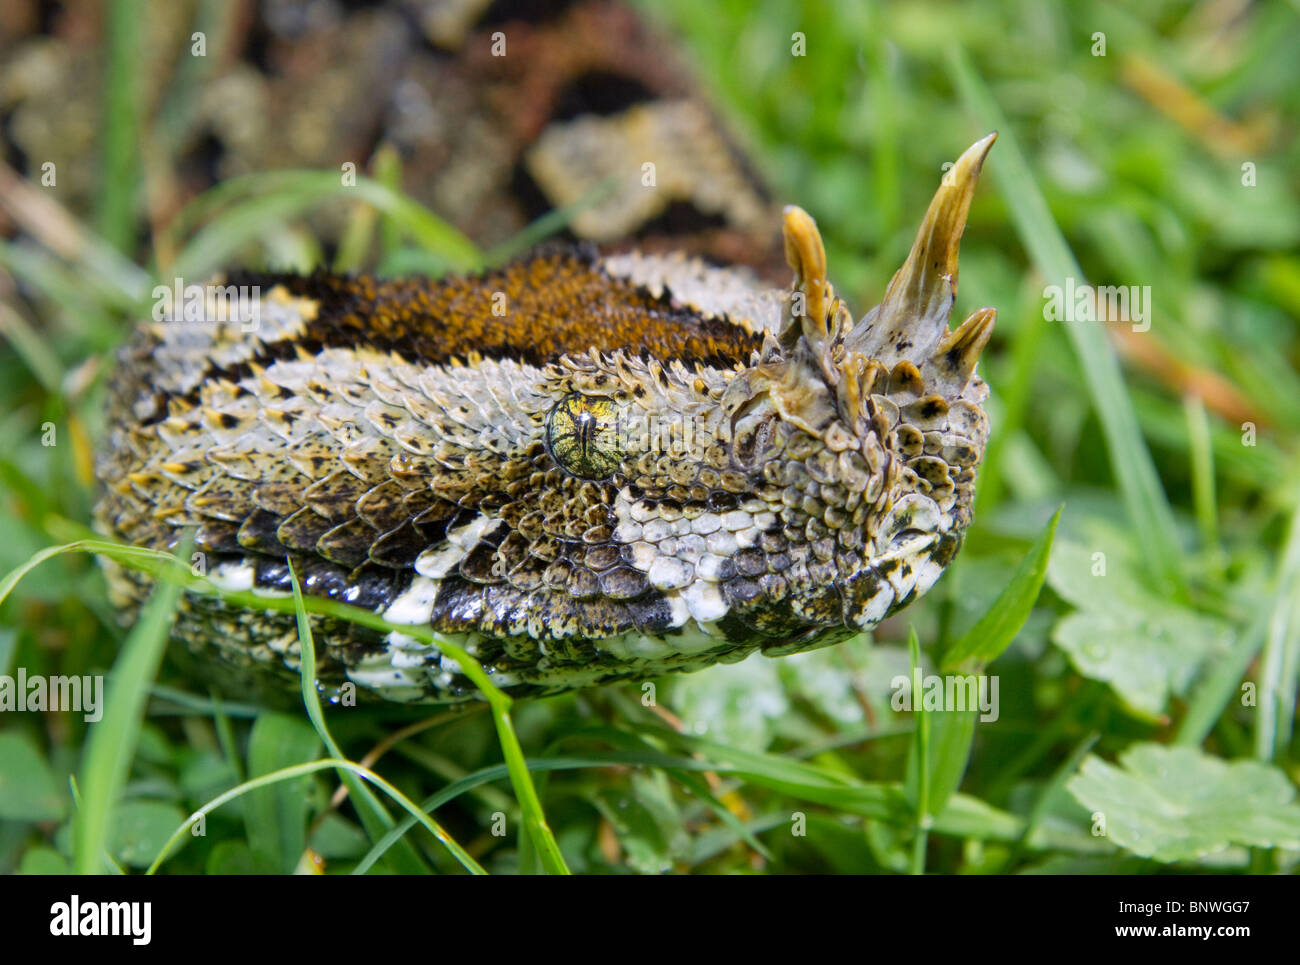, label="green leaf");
[919,708,978,822]
[205,841,258,875]
[1067,744,1300,862]
[1052,605,1232,719]
[1176,608,1267,747]
[147,757,489,875]
[1046,530,1152,612]
[311,813,371,861]
[902,629,932,873]
[18,847,69,874]
[1046,514,1232,718]
[98,0,143,254]
[592,772,686,875]
[903,634,979,858]
[244,713,322,874]
[942,506,1061,671]
[668,655,789,751]
[110,800,189,868]
[0,733,66,821]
